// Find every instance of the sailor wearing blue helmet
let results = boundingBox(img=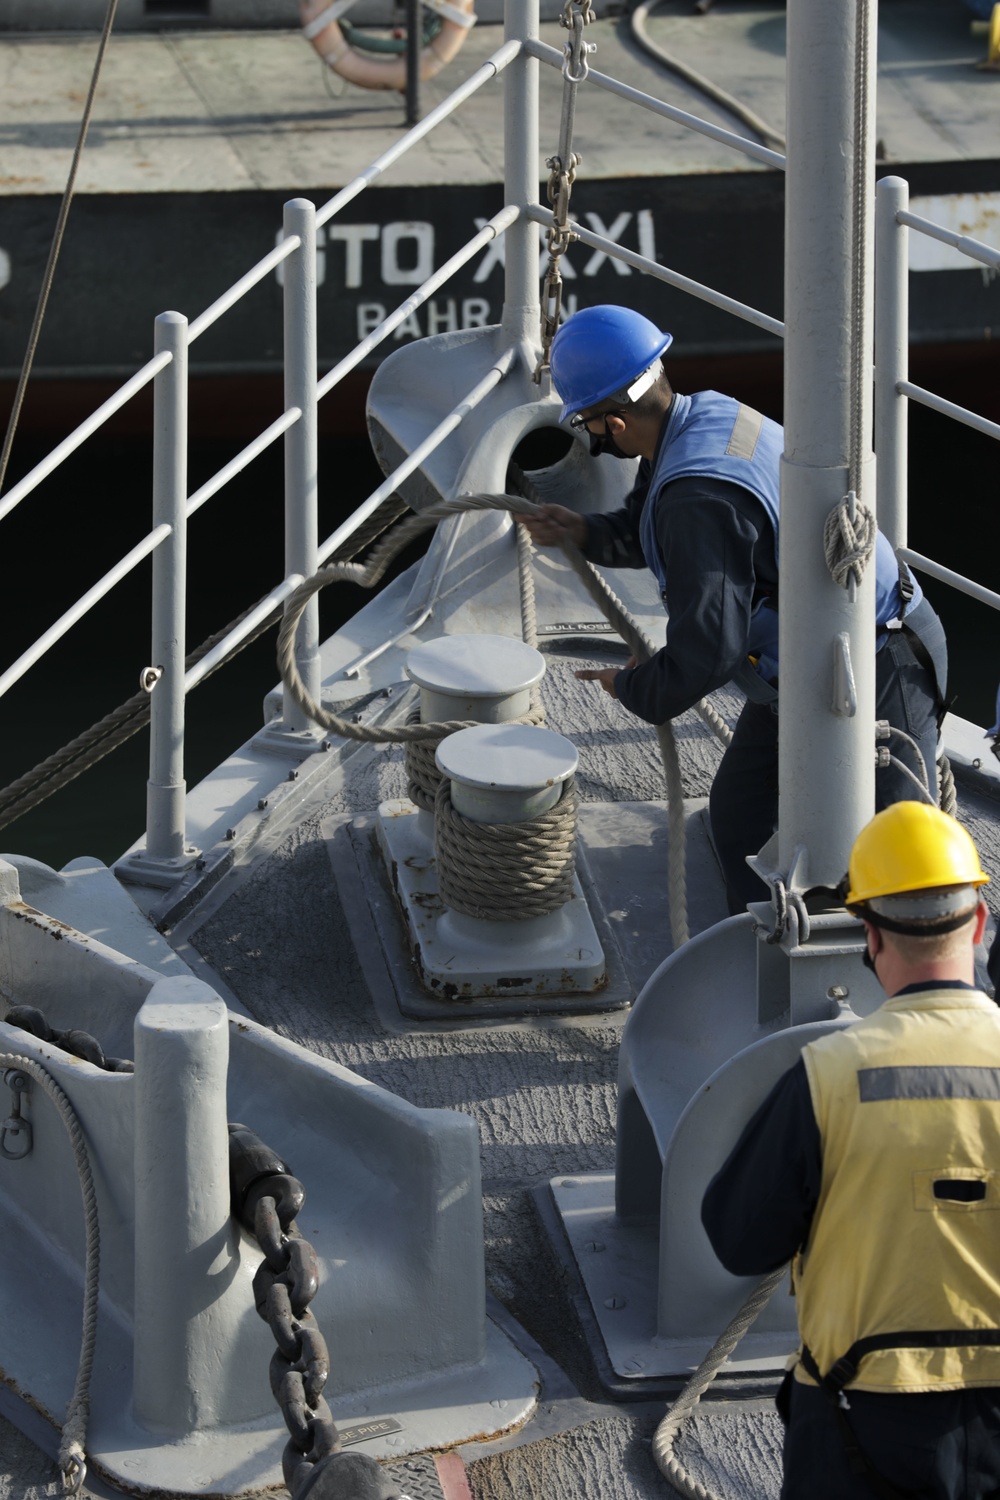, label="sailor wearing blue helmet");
[519,304,949,912]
